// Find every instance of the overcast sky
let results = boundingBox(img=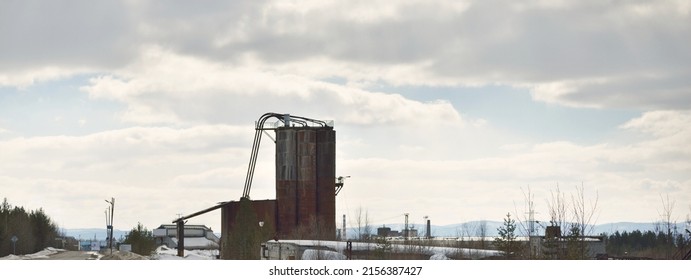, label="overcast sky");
[1,0,690,234]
